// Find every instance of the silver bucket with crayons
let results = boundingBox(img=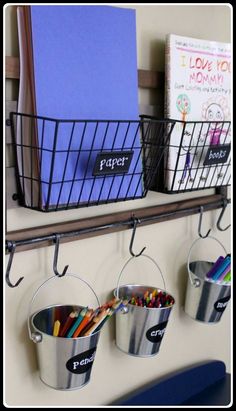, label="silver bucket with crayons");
[28,273,101,390]
[184,236,231,323]
[113,254,175,357]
